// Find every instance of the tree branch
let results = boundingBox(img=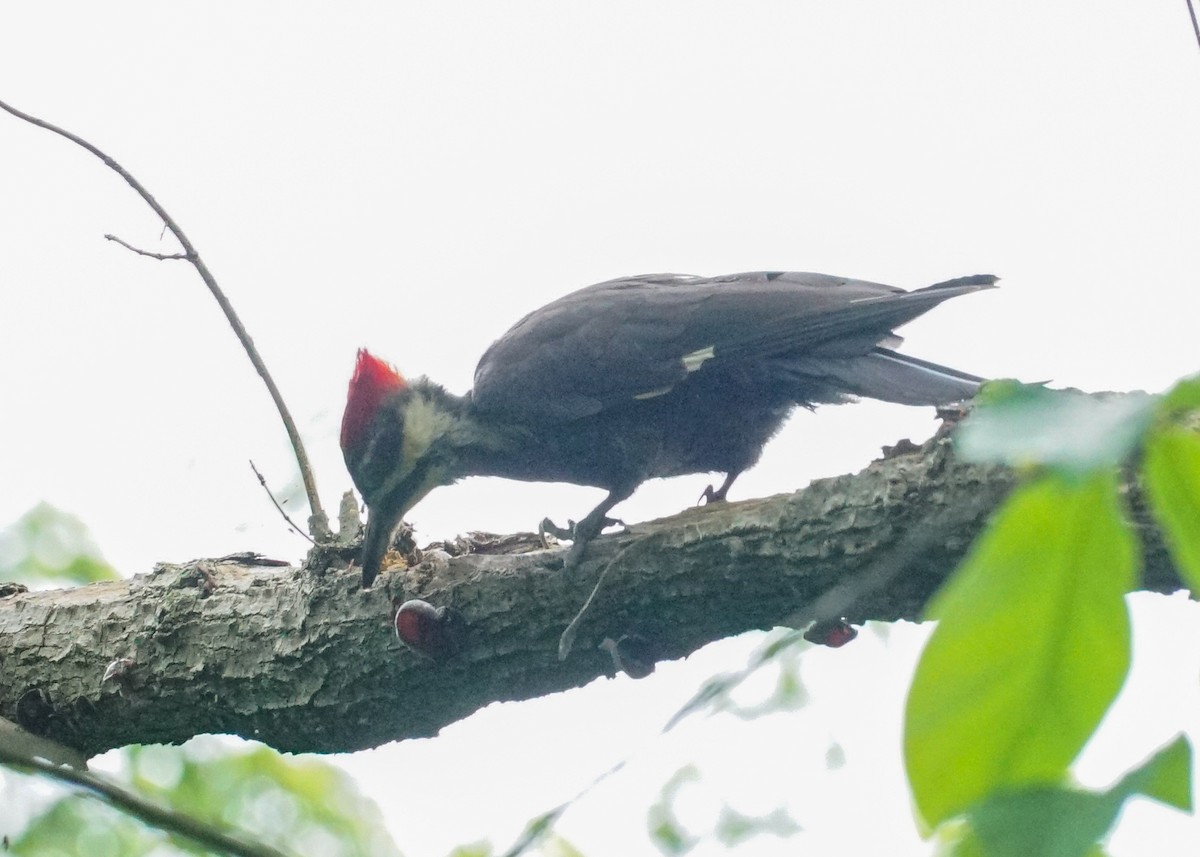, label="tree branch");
[0,96,332,542]
[0,744,293,857]
[0,436,1184,758]
[104,233,190,261]
[249,460,317,546]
